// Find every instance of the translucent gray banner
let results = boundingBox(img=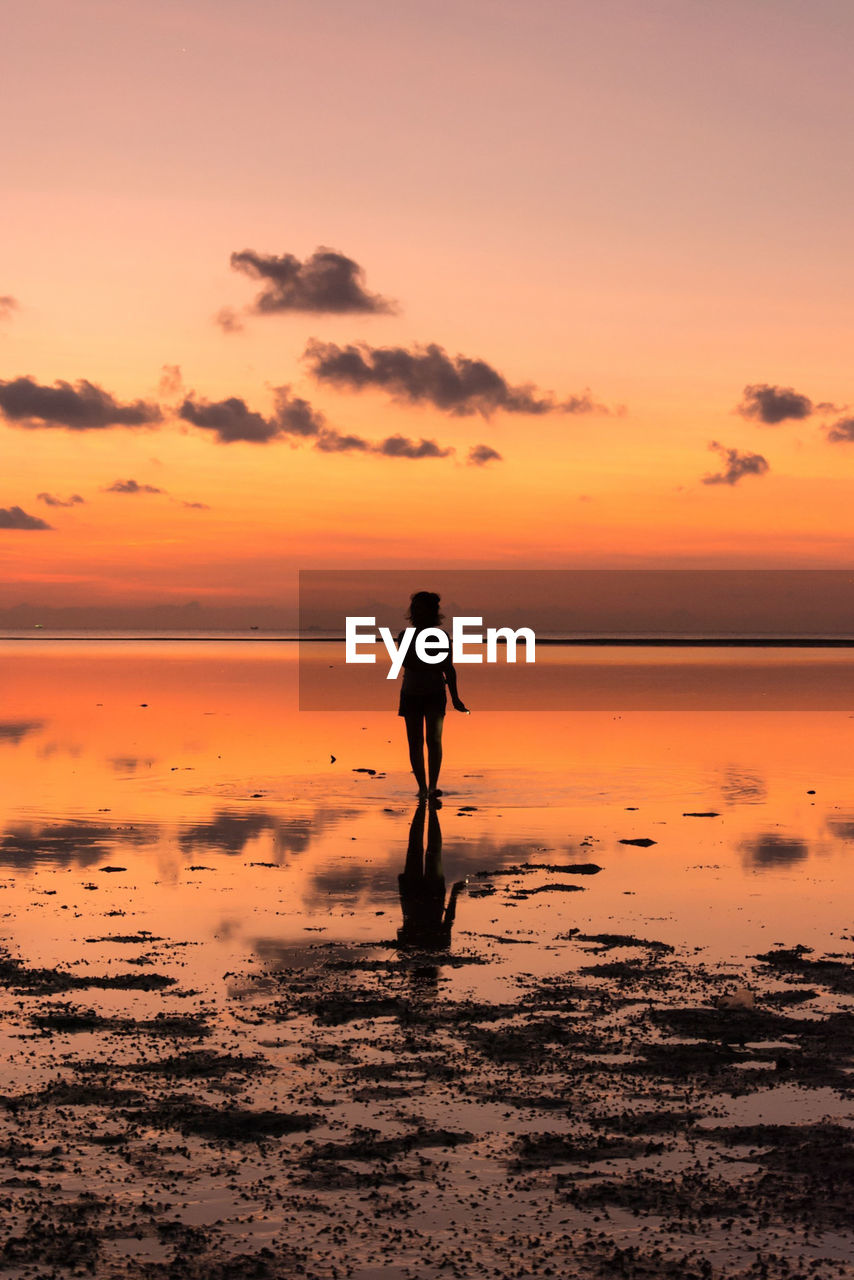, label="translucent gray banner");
[298,569,854,711]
